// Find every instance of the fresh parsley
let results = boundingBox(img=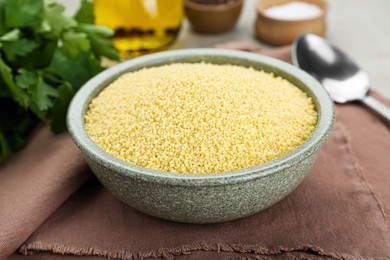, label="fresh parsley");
[0,0,118,163]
